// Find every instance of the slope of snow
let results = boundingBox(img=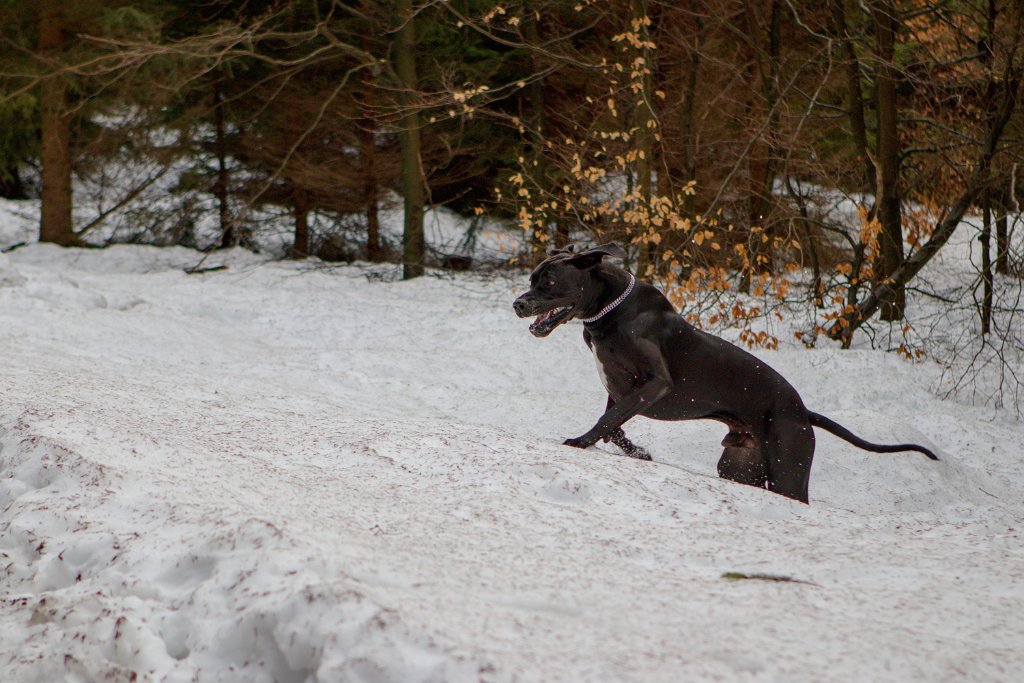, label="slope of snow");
[1,241,1023,682]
